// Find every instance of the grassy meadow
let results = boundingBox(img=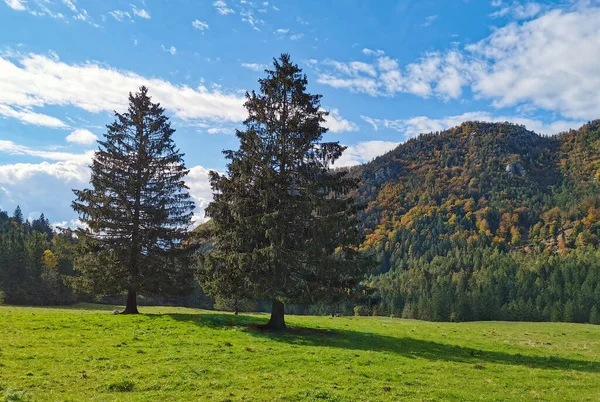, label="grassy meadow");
[0,304,599,401]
